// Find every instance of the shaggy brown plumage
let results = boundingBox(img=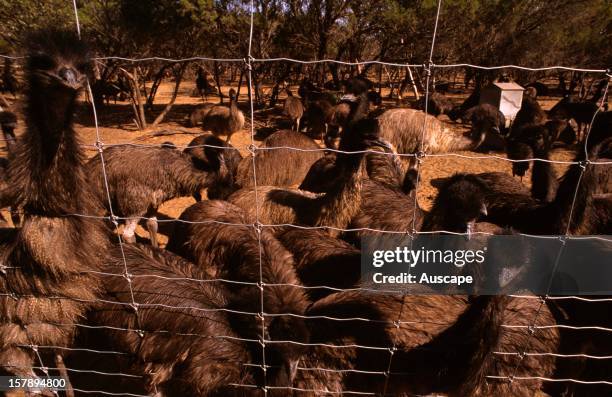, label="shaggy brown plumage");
[201,88,245,143]
[283,87,304,131]
[309,178,558,395]
[0,29,110,379]
[306,291,559,396]
[276,228,360,300]
[229,95,379,236]
[183,133,243,200]
[0,110,17,152]
[86,138,223,247]
[550,95,601,141]
[415,92,454,117]
[299,143,405,194]
[188,102,215,127]
[377,108,478,159]
[82,243,252,396]
[484,138,612,235]
[448,88,480,122]
[509,89,546,139]
[236,130,323,189]
[463,103,507,151]
[166,200,310,392]
[507,123,560,202]
[303,98,335,141]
